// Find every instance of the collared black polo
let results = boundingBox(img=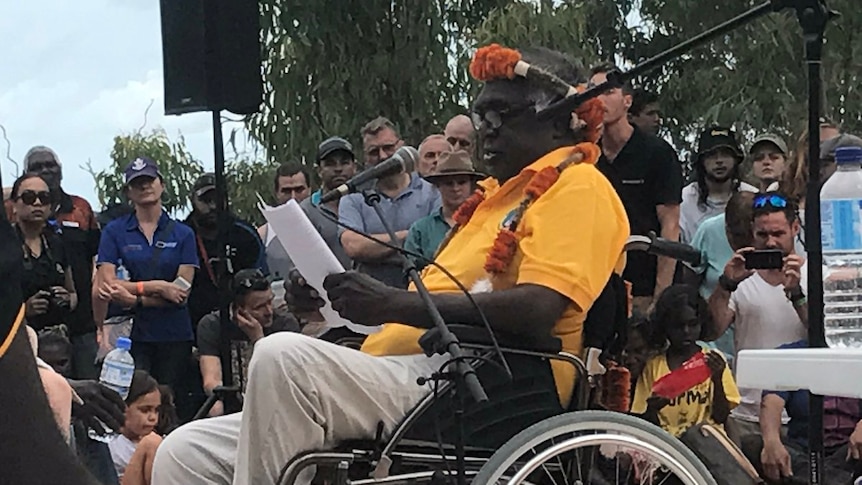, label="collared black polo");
[597,126,682,297]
